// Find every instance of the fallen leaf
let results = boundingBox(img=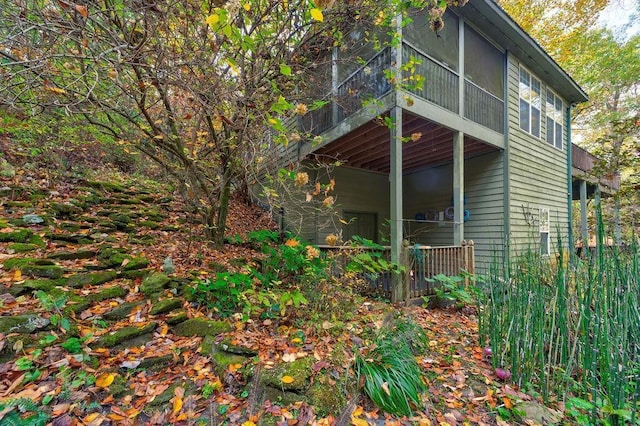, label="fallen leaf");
[282,353,296,363]
[310,8,323,22]
[95,373,114,388]
[281,375,295,384]
[172,396,183,414]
